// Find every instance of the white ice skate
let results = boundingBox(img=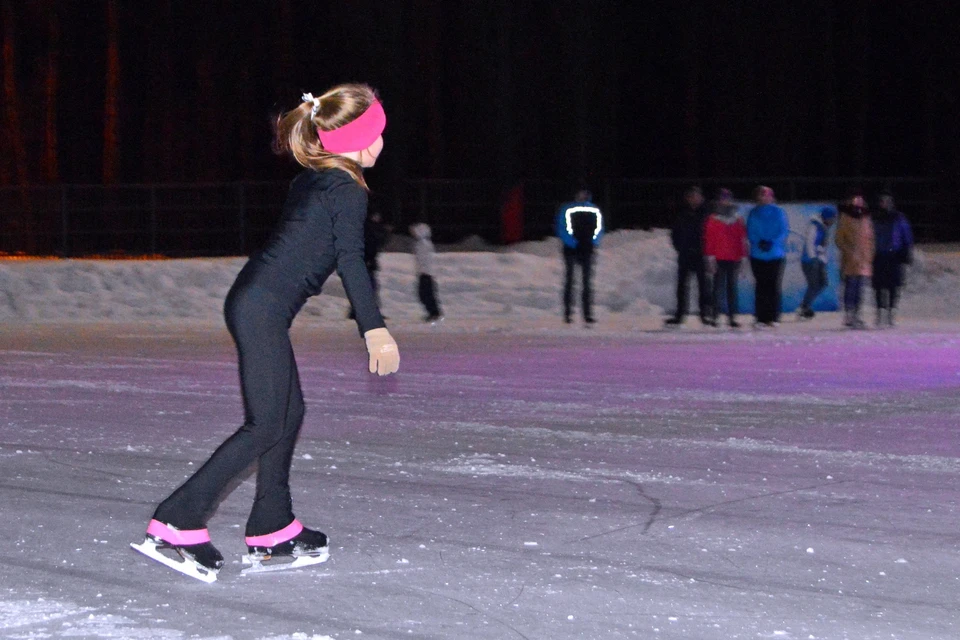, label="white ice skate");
[239,519,329,576]
[131,537,219,583]
[130,520,222,583]
[240,548,330,576]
